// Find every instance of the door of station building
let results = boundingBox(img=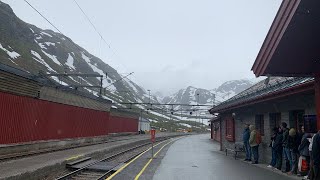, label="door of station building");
[269,113,281,133]
[289,110,305,131]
